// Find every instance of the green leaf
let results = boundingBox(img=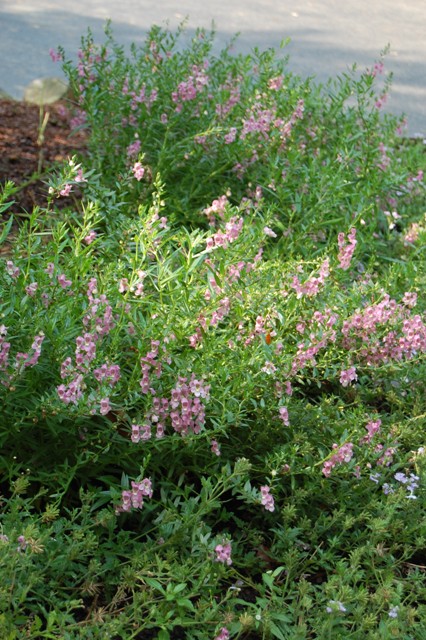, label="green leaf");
[262,572,275,589]
[176,598,195,610]
[144,577,166,594]
[172,582,187,594]
[0,214,14,242]
[269,620,289,640]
